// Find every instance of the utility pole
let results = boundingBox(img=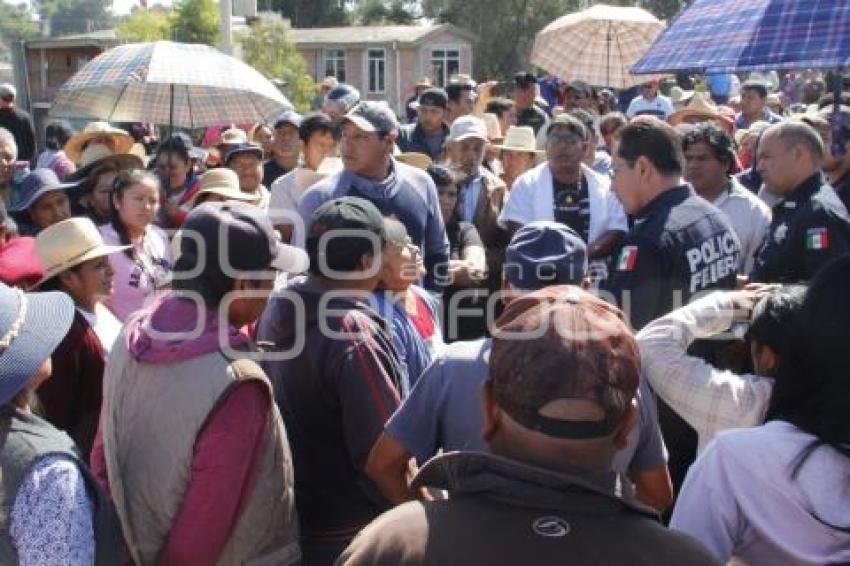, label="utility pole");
[219,0,233,54]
